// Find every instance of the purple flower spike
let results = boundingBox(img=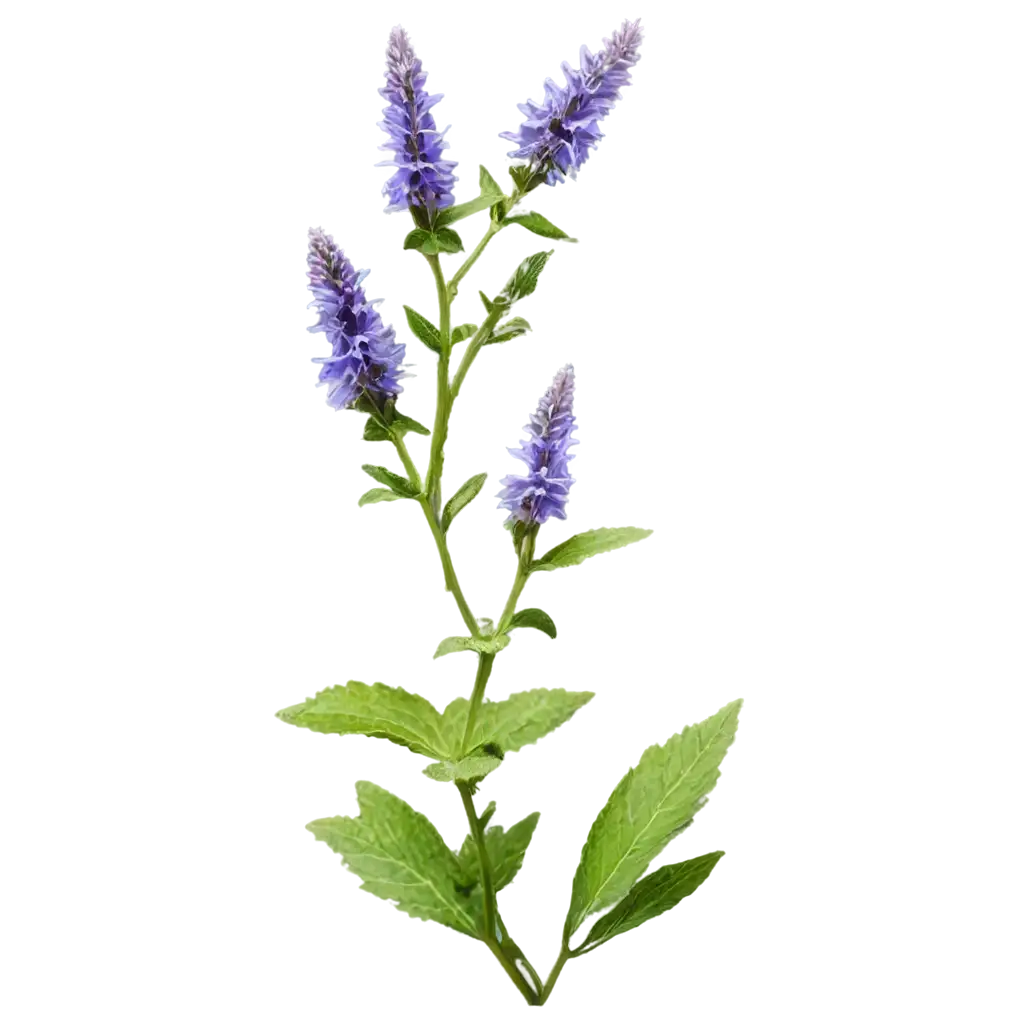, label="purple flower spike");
[306,227,406,410]
[377,26,458,218]
[498,365,579,526]
[500,19,643,189]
